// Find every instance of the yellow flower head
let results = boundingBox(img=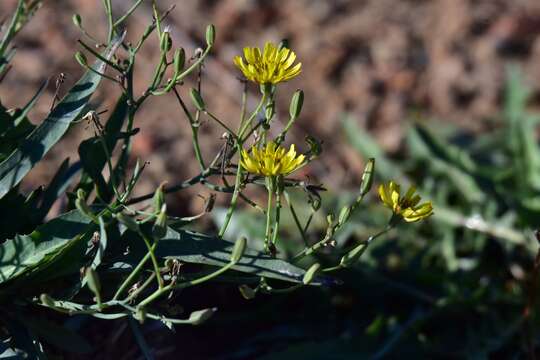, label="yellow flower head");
[233,42,302,85]
[241,142,305,177]
[378,181,433,222]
